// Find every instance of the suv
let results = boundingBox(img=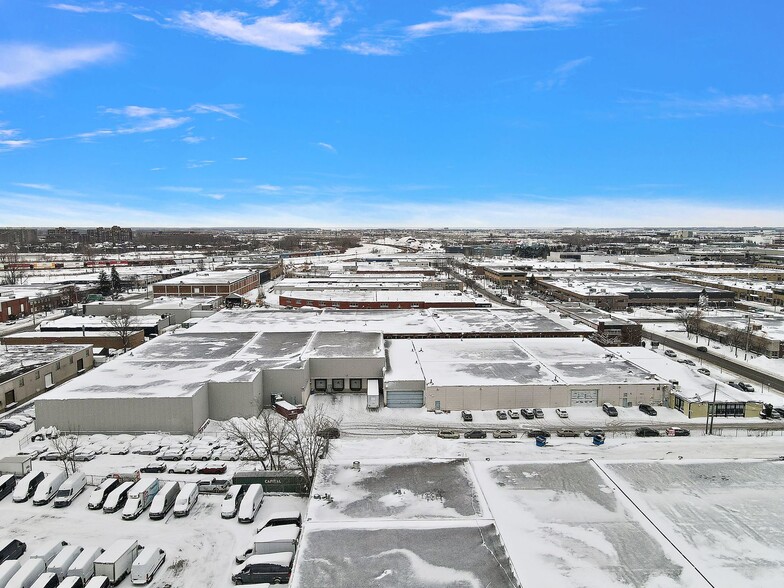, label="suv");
[638,404,657,416]
[665,427,691,436]
[521,409,535,420]
[461,410,473,422]
[437,430,460,439]
[526,429,551,438]
[696,346,708,352]
[737,382,755,392]
[635,427,660,437]
[464,430,487,439]
[556,429,579,437]
[555,408,569,418]
[533,408,545,419]
[664,350,677,358]
[602,403,618,417]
